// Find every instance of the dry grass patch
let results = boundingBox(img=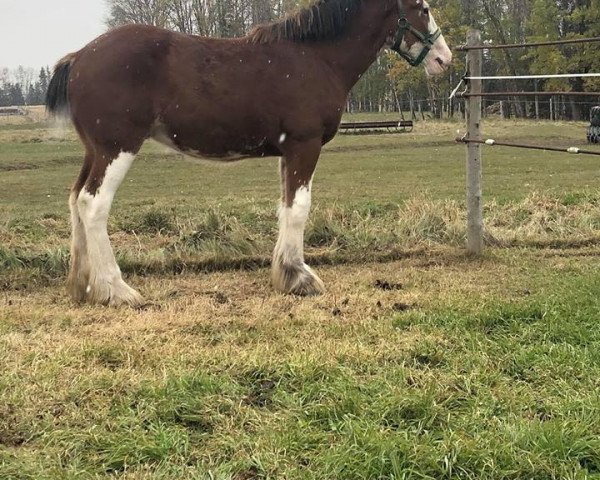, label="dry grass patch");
[3,119,600,478]
[2,246,600,478]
